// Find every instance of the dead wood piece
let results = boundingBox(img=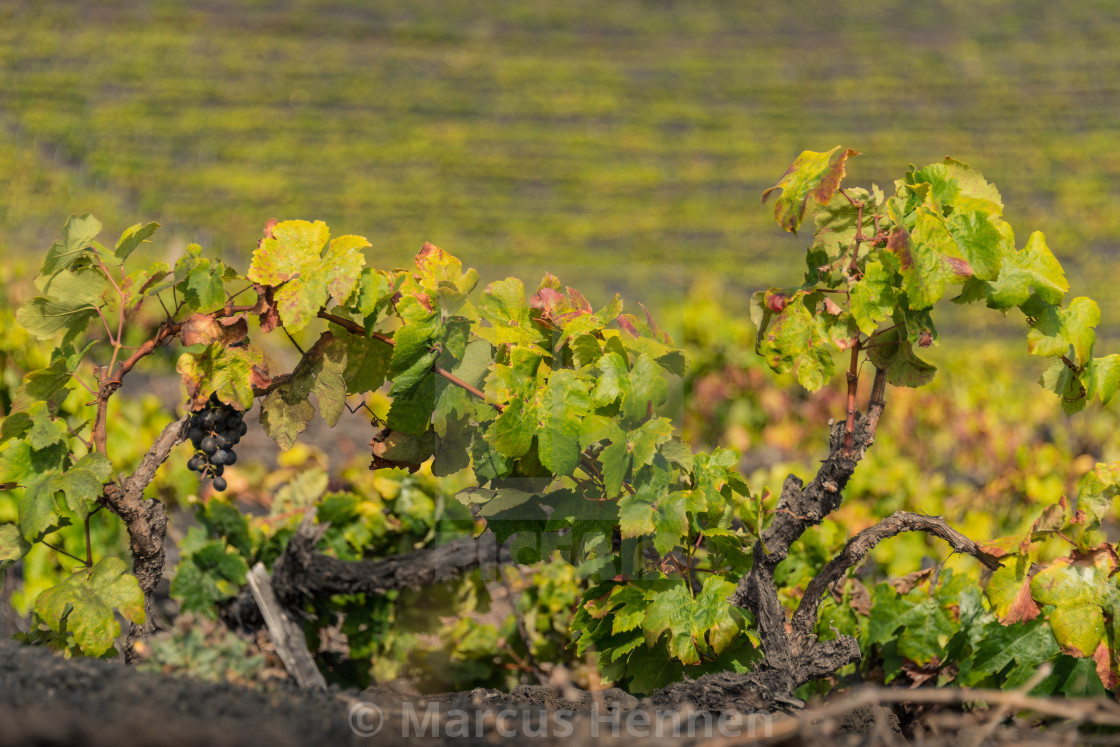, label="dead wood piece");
[270,509,502,611]
[246,563,327,690]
